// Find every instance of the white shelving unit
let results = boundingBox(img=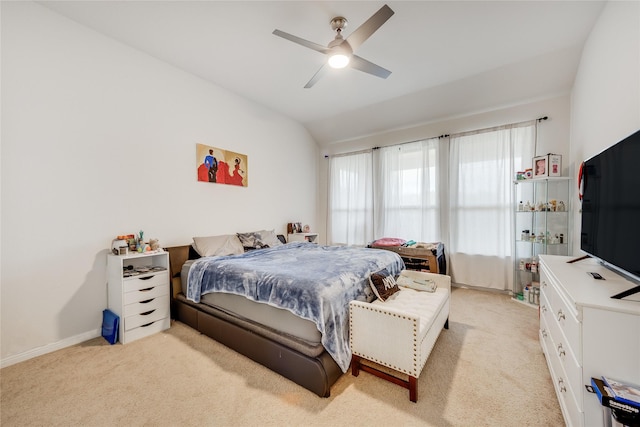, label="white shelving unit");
[513,177,570,305]
[107,251,170,344]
